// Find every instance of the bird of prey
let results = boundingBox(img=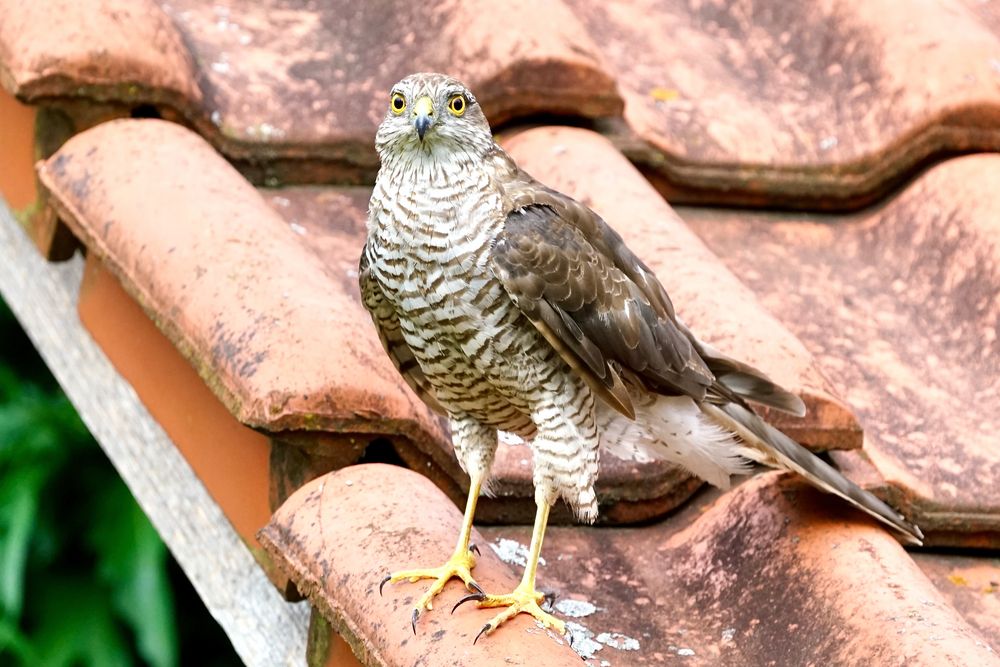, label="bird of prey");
[362,72,922,640]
